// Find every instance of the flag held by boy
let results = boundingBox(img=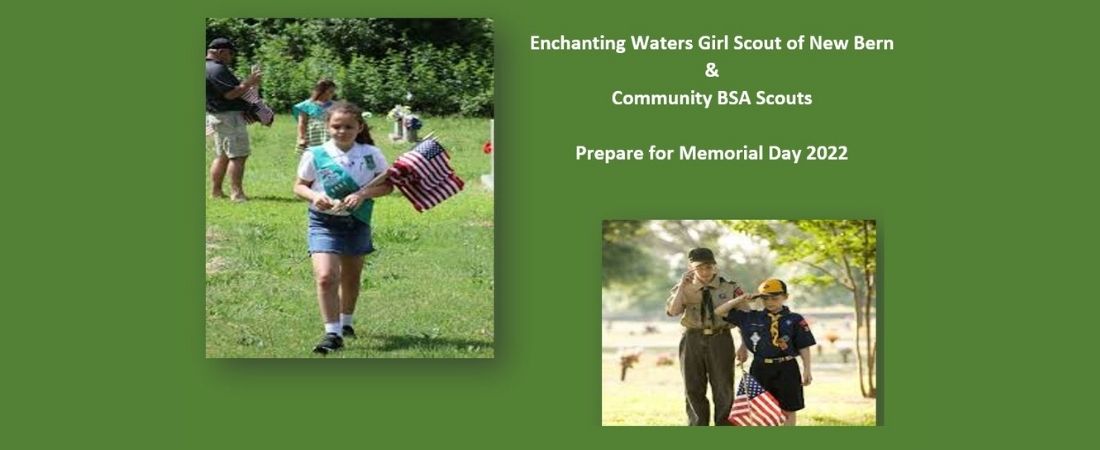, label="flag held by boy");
[728,373,786,426]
